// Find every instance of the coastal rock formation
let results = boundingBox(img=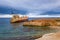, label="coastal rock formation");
[10,15,28,23]
[35,32,60,40]
[23,19,58,27]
